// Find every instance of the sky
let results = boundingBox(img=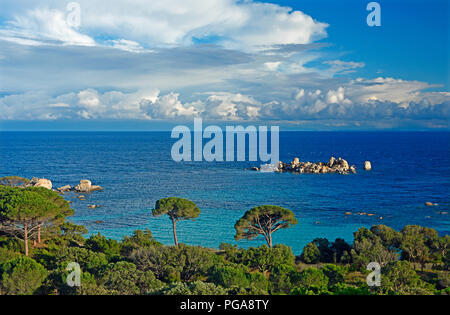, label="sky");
[0,0,448,131]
